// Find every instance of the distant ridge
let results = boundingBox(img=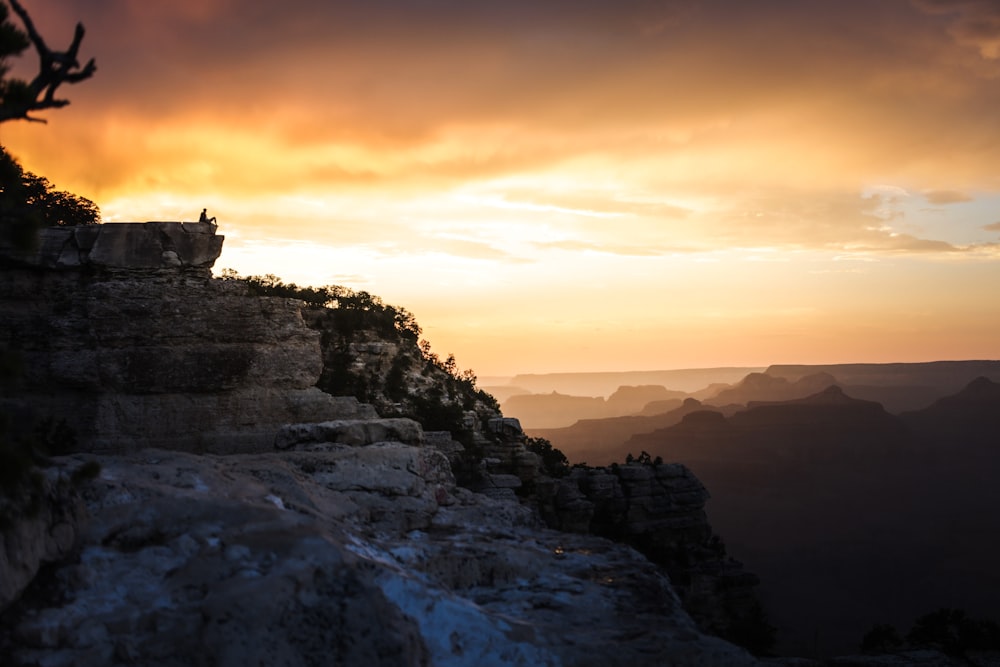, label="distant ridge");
[507,367,764,397]
[766,360,1000,389]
